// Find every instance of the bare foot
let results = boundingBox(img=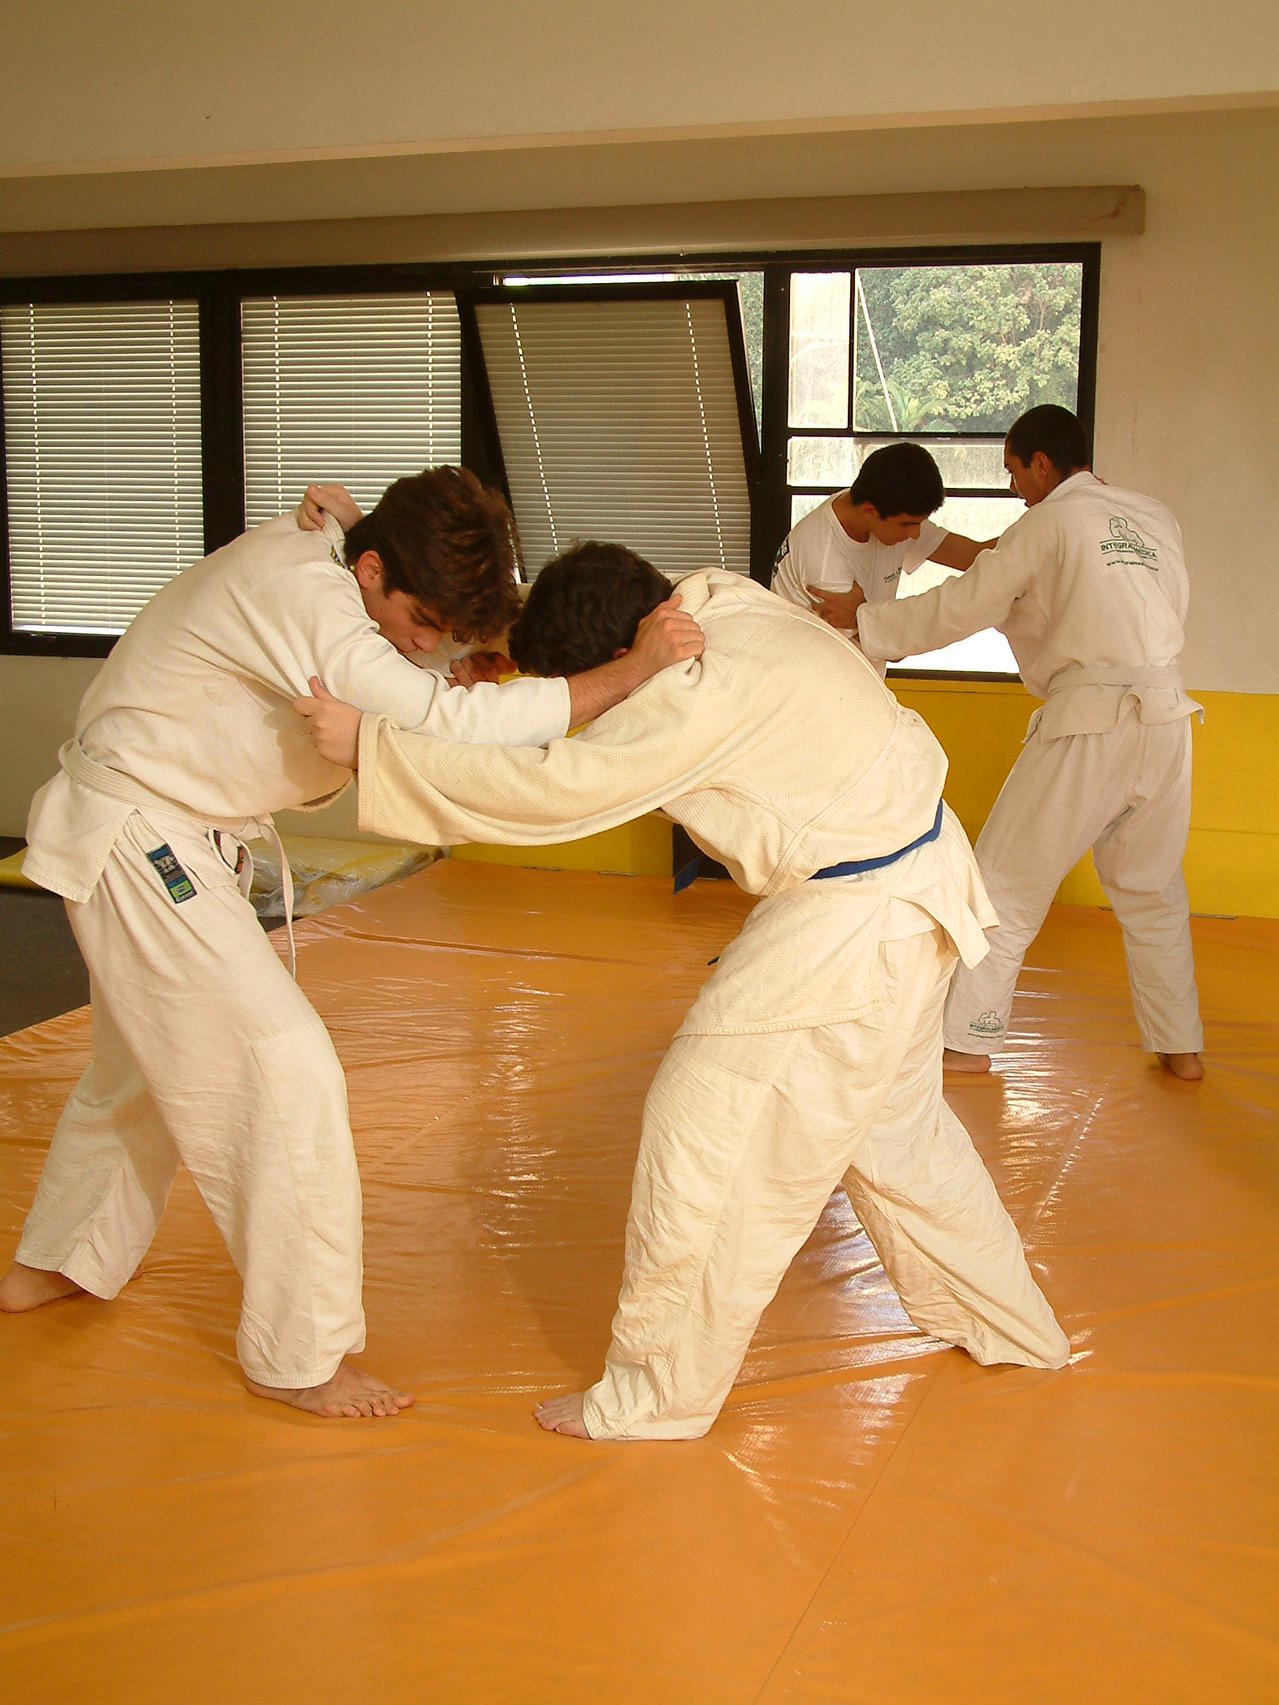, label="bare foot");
[244,1357,414,1418]
[0,1261,88,1312]
[534,1392,592,1439]
[943,1048,992,1075]
[1159,1051,1204,1081]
